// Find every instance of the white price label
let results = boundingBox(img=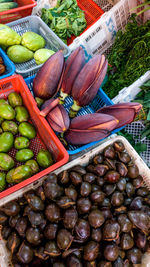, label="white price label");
[84,25,108,55]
